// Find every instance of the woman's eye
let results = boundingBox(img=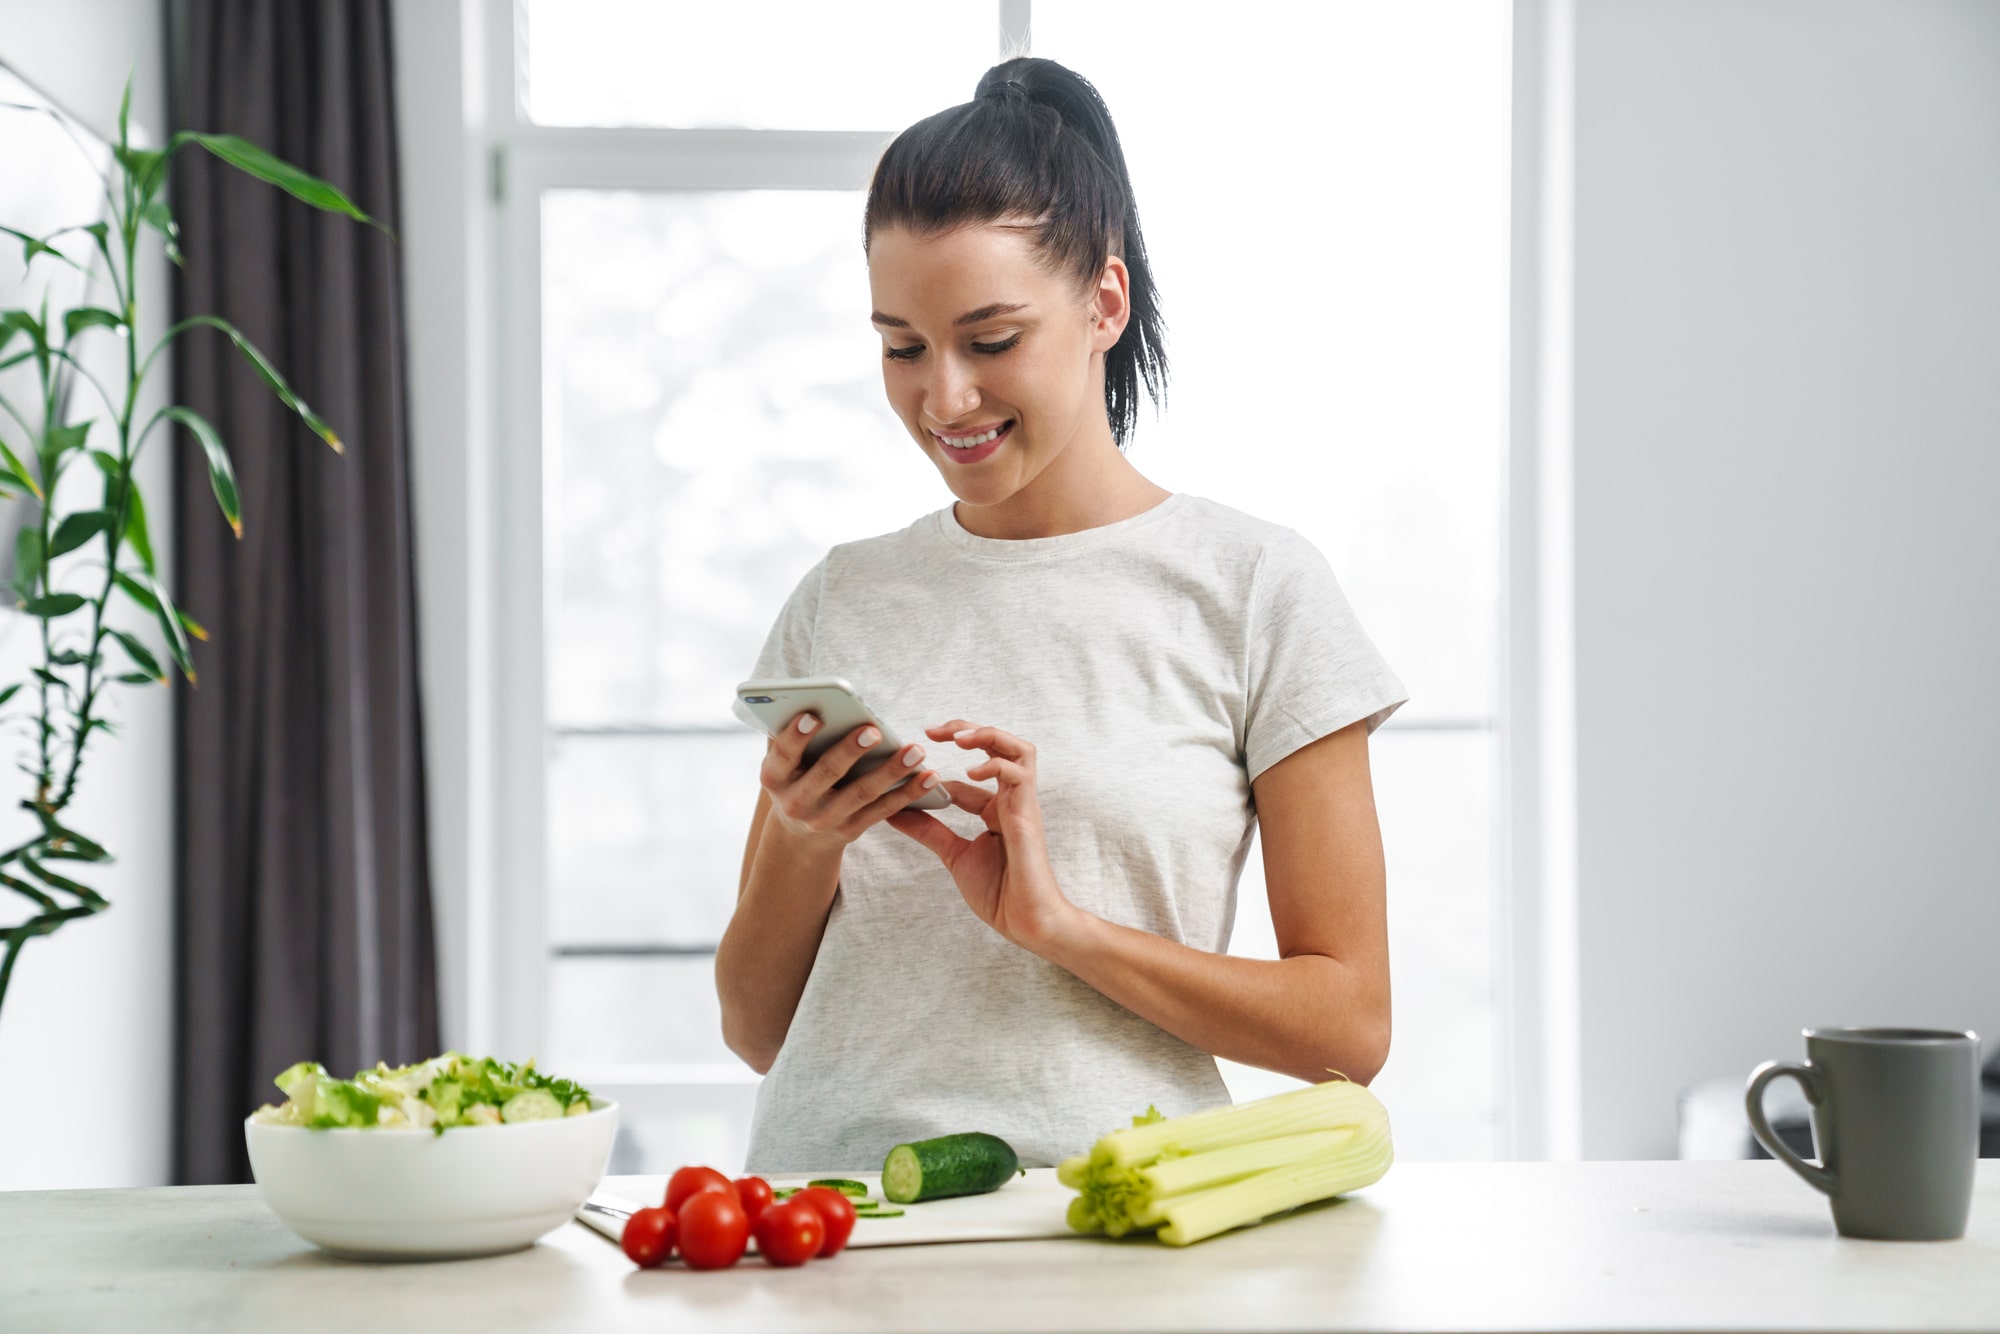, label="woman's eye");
[972,334,1022,355]
[884,344,923,362]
